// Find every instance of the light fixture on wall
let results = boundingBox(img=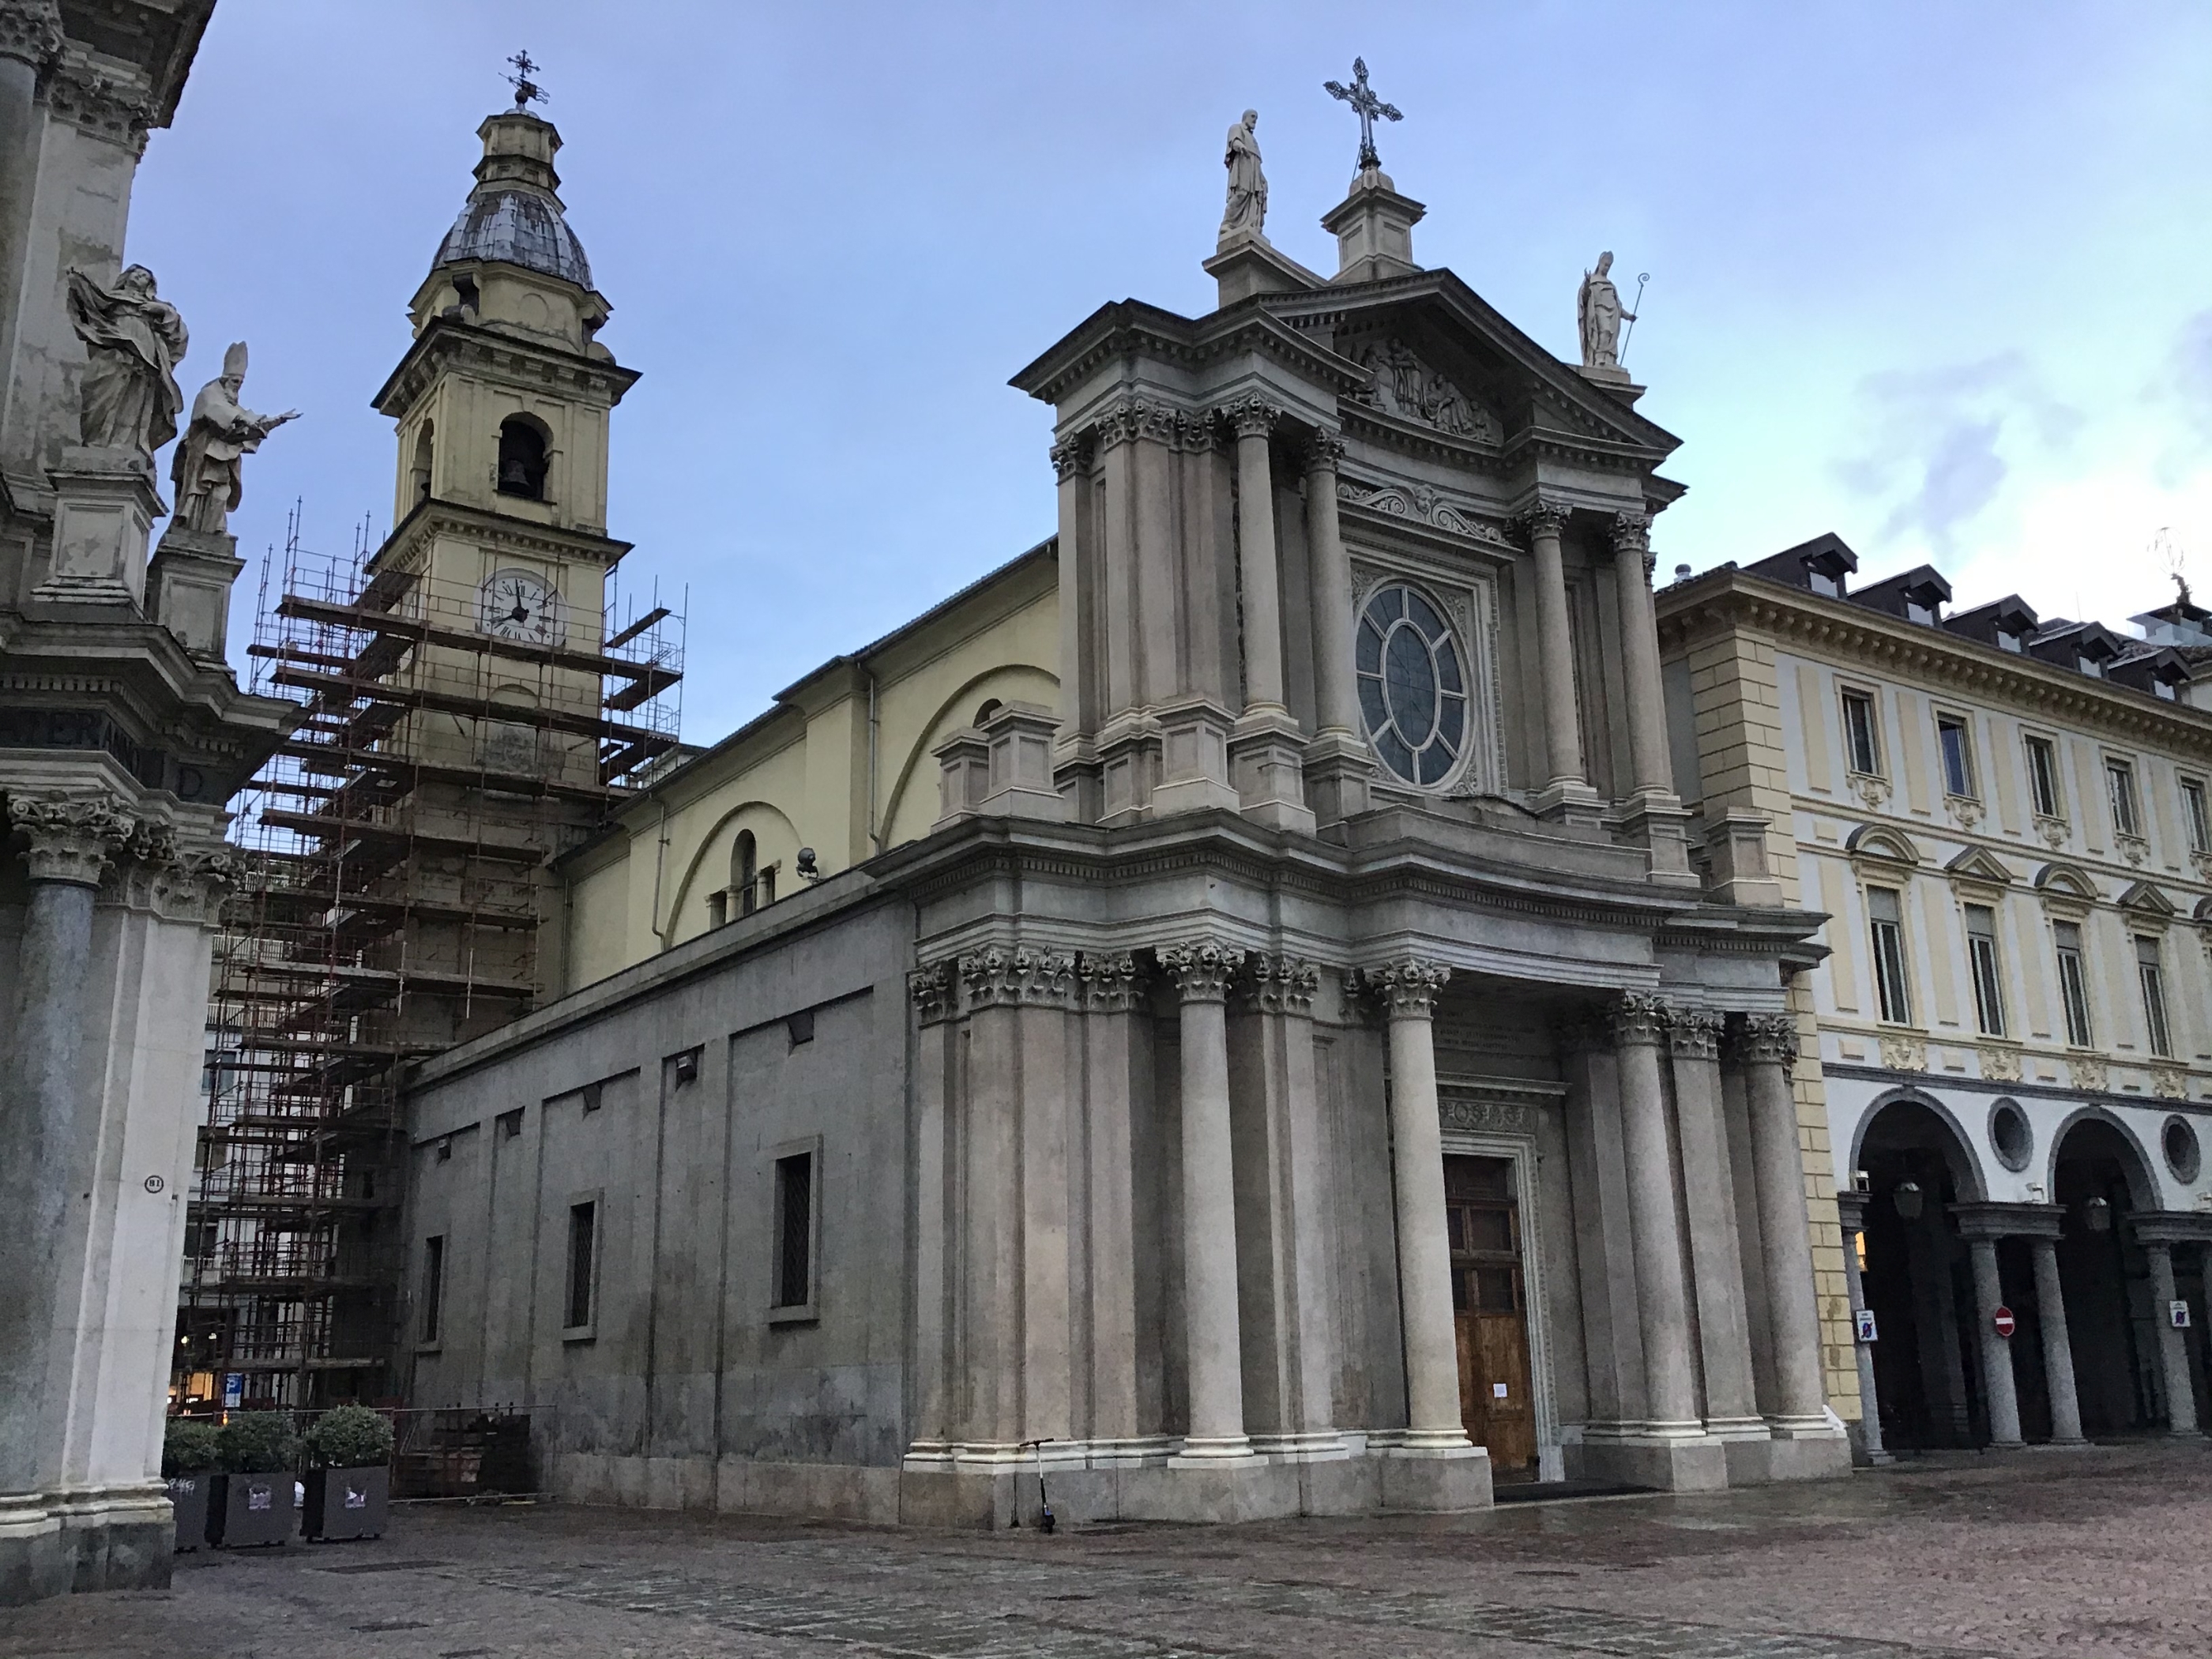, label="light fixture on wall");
[2083,1195,2112,1233]
[1892,1180,1924,1221]
[2026,1183,2048,1204]
[1853,1169,1872,1194]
